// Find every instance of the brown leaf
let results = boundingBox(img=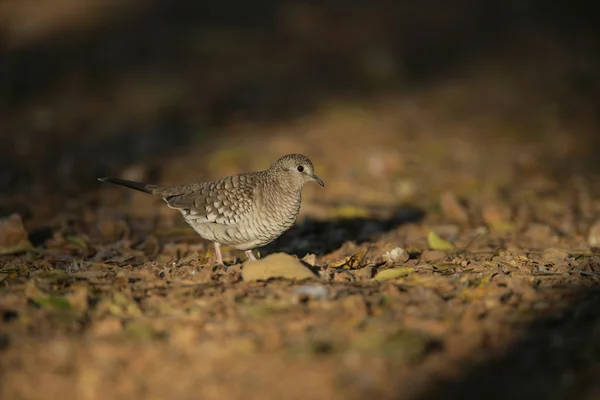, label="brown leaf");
[328,251,366,269]
[480,201,514,232]
[0,214,34,255]
[588,219,600,247]
[440,191,469,224]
